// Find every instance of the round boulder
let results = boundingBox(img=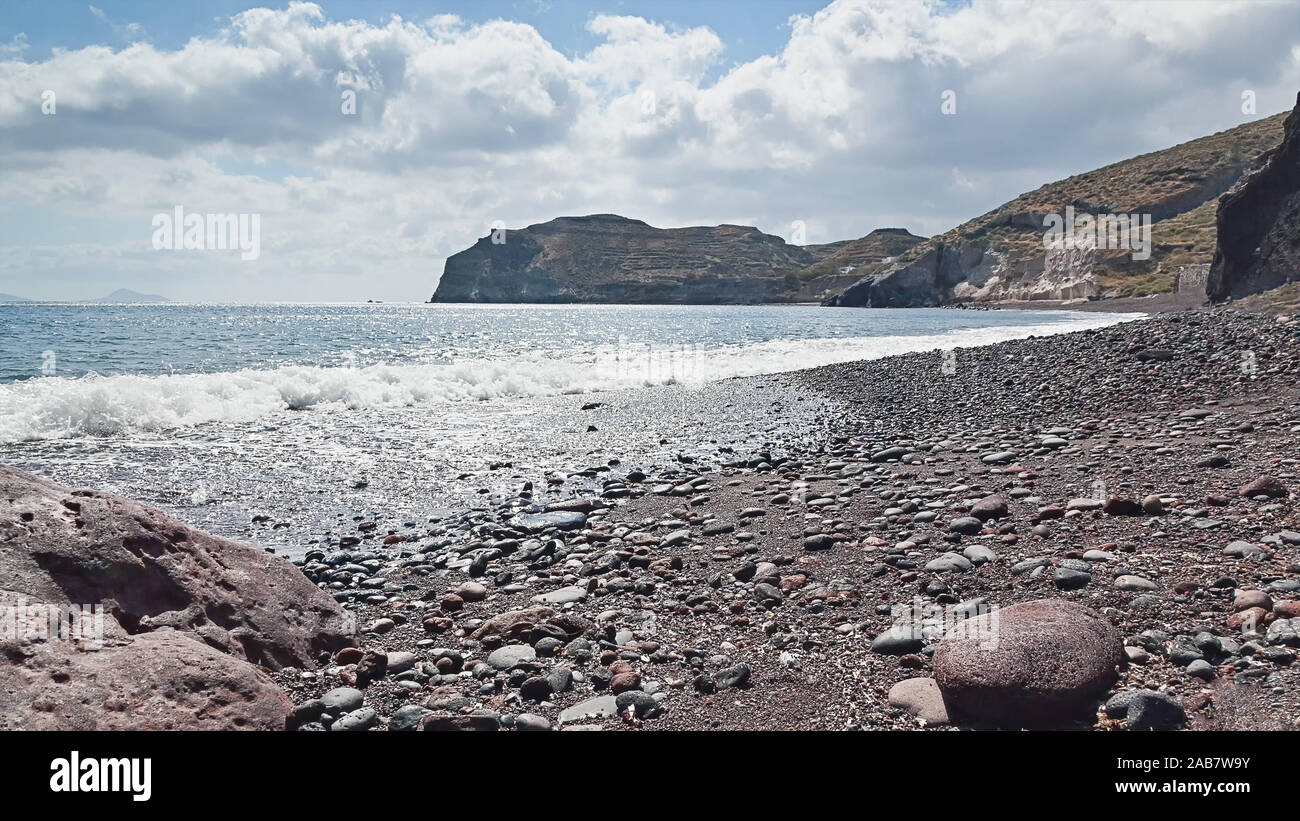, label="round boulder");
[932,599,1123,727]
